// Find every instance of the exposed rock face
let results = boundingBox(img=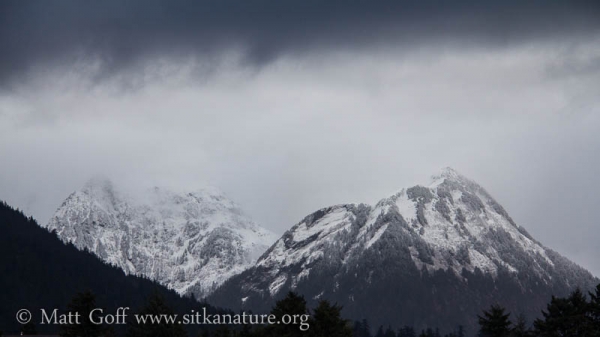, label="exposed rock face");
[209,168,598,333]
[45,178,278,298]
